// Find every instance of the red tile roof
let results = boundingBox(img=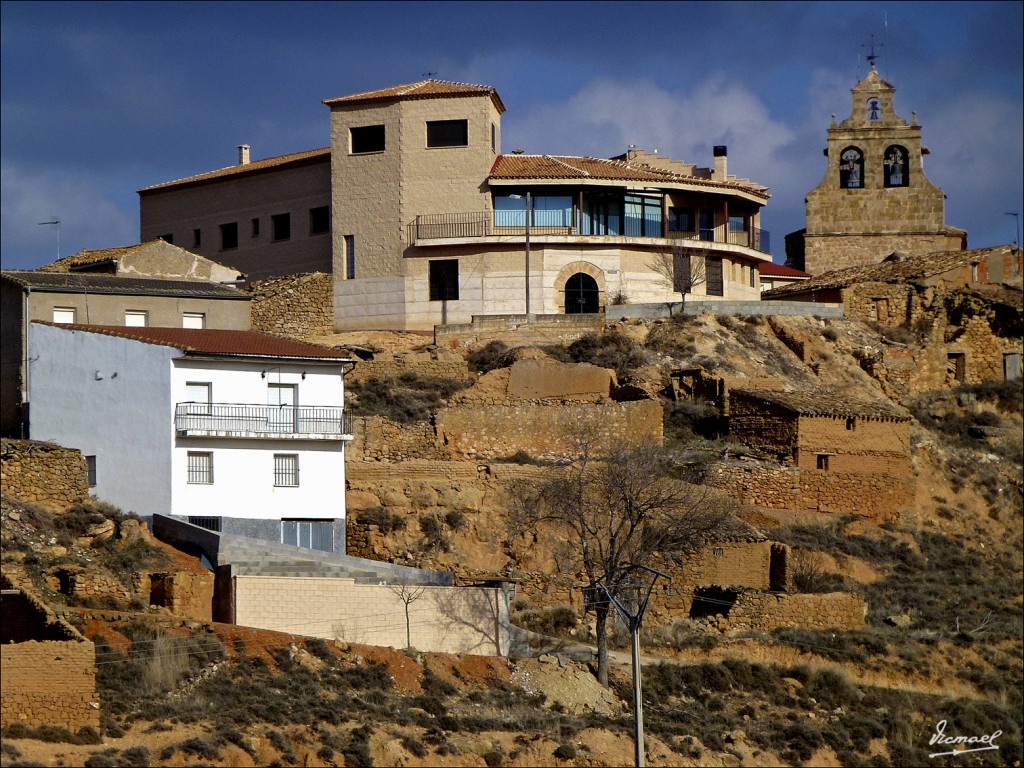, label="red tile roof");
[490,154,770,198]
[324,79,506,113]
[757,262,811,278]
[139,147,330,193]
[34,324,353,362]
[4,271,249,299]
